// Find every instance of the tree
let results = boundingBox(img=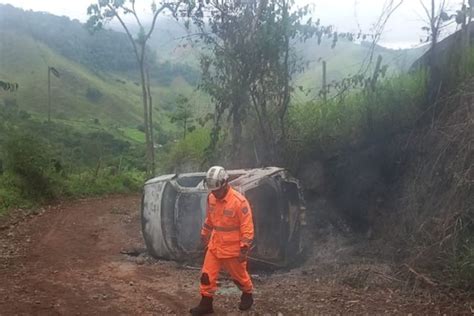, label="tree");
[420,0,451,55]
[358,0,404,73]
[419,0,452,104]
[170,94,195,140]
[455,1,474,76]
[86,0,186,177]
[189,0,327,165]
